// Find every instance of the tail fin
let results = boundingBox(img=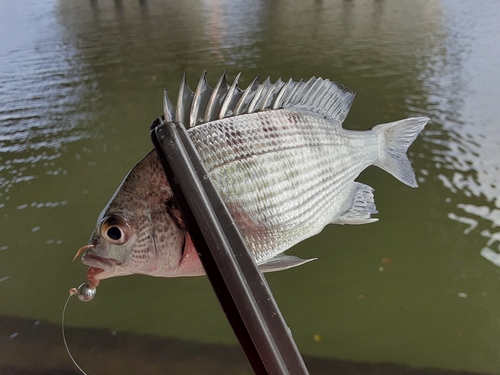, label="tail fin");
[373,117,429,188]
